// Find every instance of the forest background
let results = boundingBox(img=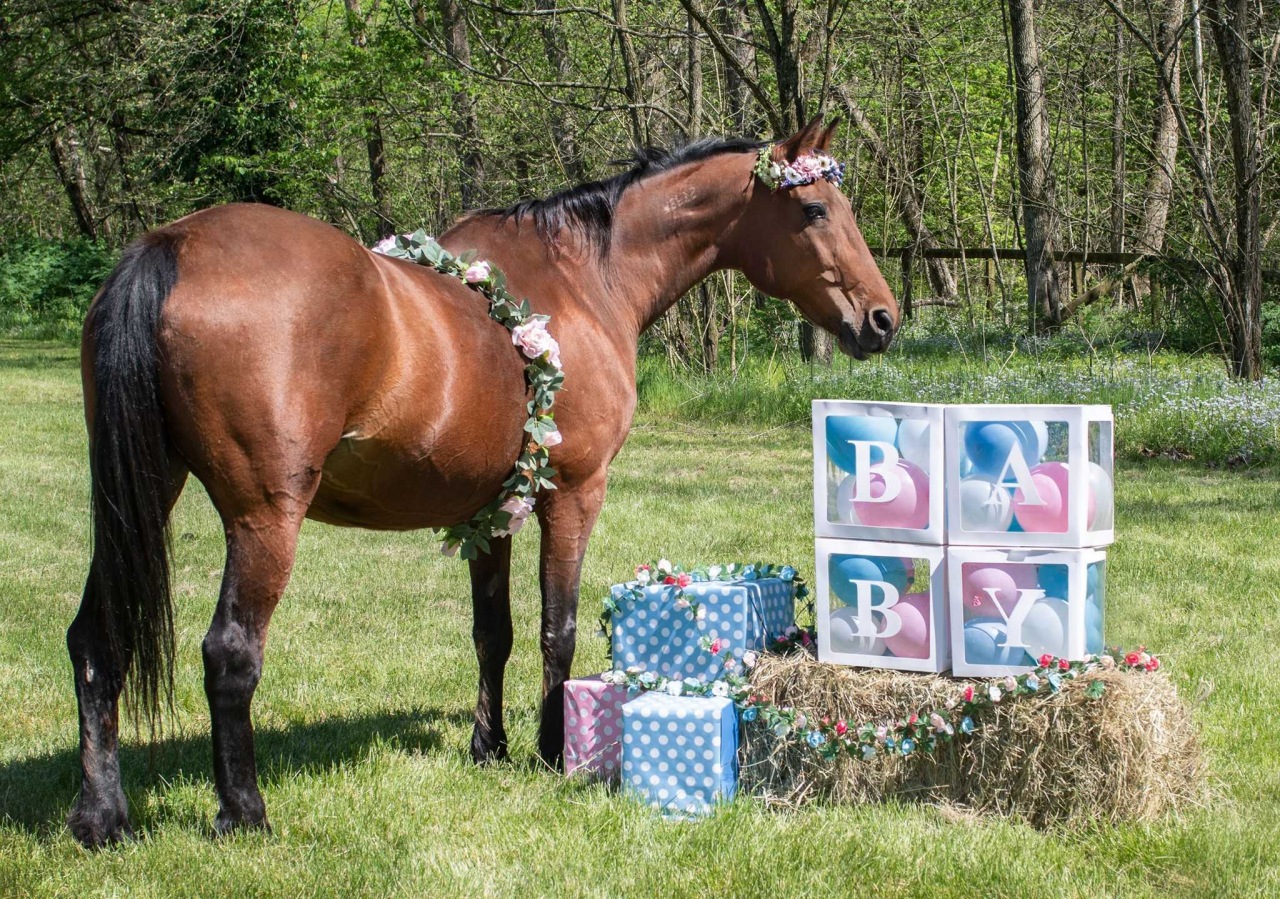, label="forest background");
[1,0,1277,376]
